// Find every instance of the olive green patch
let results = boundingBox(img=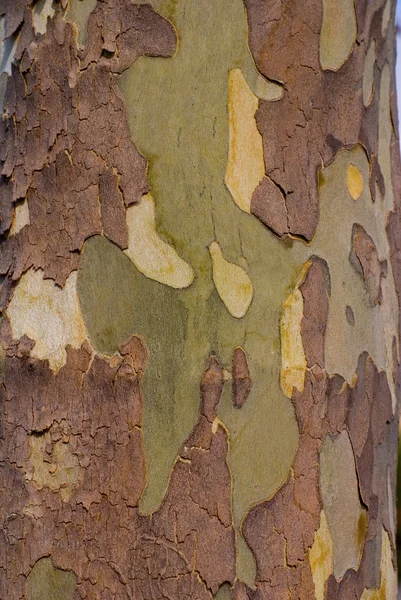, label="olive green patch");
[67,0,97,45]
[77,234,193,512]
[27,557,76,600]
[214,582,232,600]
[117,0,300,539]
[319,0,357,71]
